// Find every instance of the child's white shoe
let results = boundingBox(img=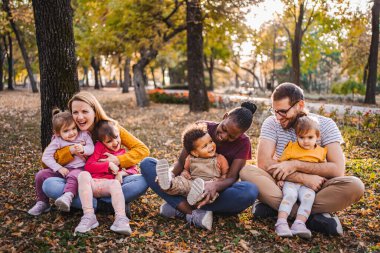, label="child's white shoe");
[291,220,312,239]
[74,213,99,234]
[275,219,293,237]
[110,216,132,235]
[55,192,74,212]
[156,159,172,190]
[28,201,51,216]
[187,178,205,206]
